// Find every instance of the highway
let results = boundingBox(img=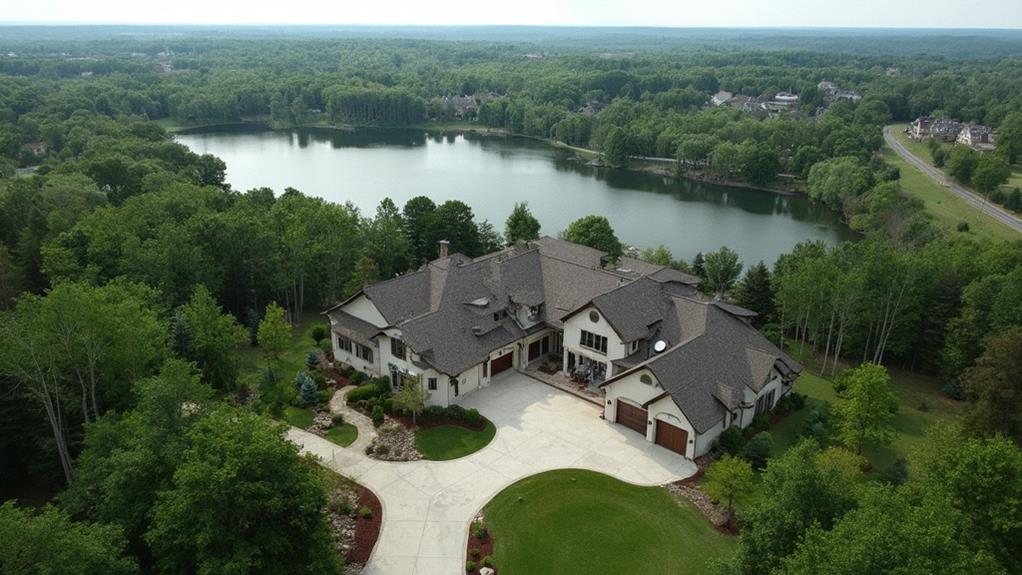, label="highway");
[883,126,1022,234]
